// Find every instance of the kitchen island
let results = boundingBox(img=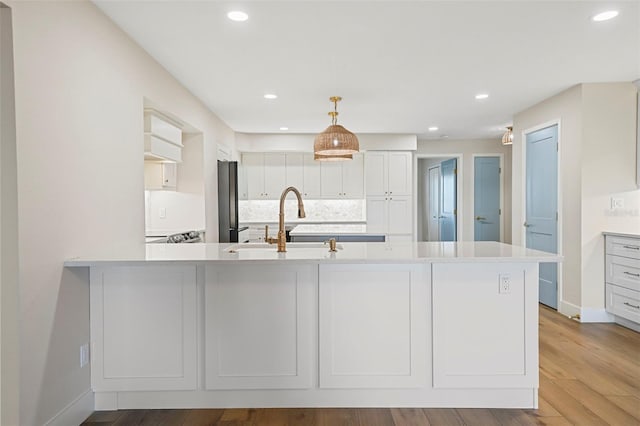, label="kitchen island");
[65,241,561,411]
